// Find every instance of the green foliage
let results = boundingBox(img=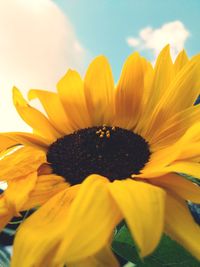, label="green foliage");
[0,246,10,267]
[112,224,200,267]
[112,224,141,265]
[2,227,15,236]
